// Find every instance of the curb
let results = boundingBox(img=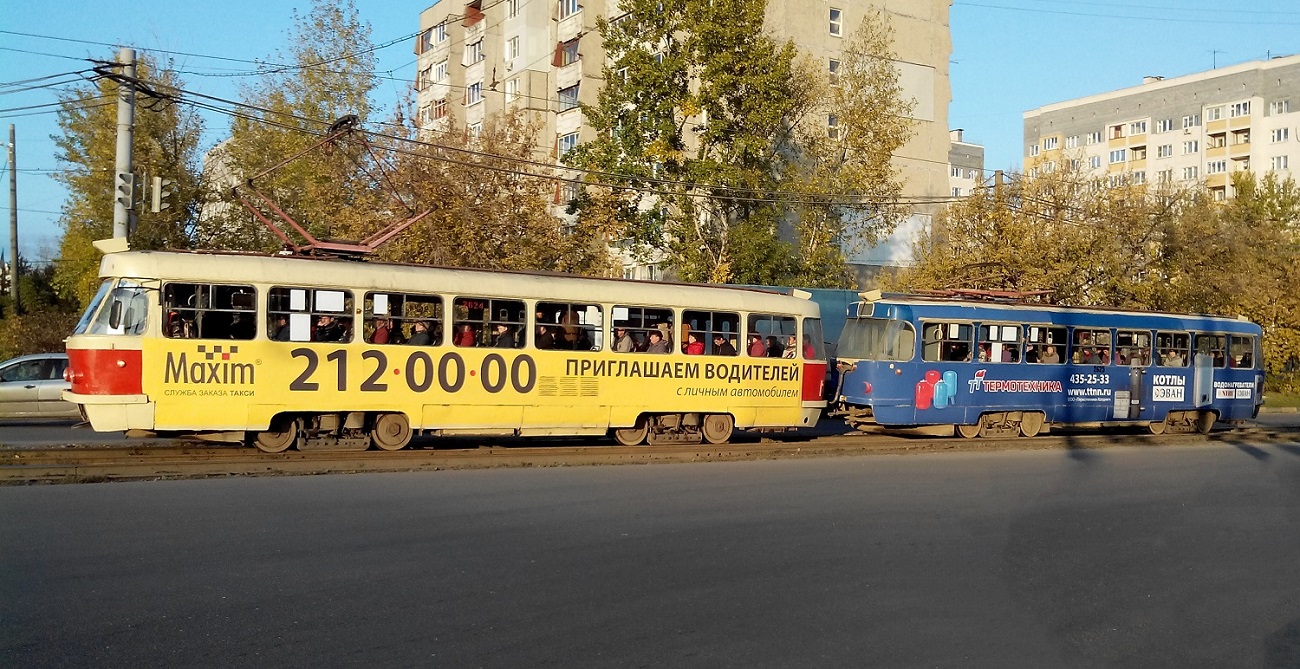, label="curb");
[1259,406,1299,414]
